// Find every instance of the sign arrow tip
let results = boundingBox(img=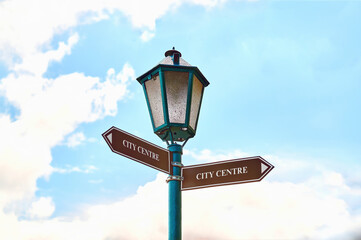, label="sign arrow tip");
[261,163,268,174]
[107,133,113,144]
